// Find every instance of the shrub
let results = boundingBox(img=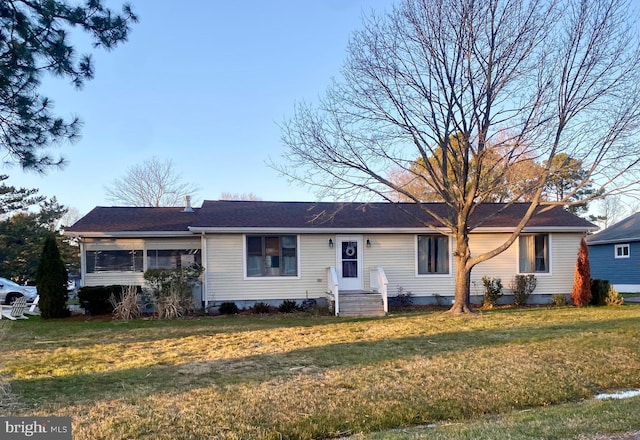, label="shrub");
[512,275,537,306]
[218,302,239,315]
[278,299,300,313]
[590,278,610,306]
[144,266,202,318]
[390,286,414,307]
[157,290,187,319]
[251,301,272,314]
[110,285,141,320]
[550,294,568,306]
[481,276,503,309]
[78,286,123,315]
[604,285,624,306]
[571,238,592,307]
